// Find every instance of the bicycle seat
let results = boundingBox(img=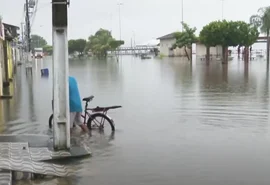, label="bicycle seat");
[83,95,94,102]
